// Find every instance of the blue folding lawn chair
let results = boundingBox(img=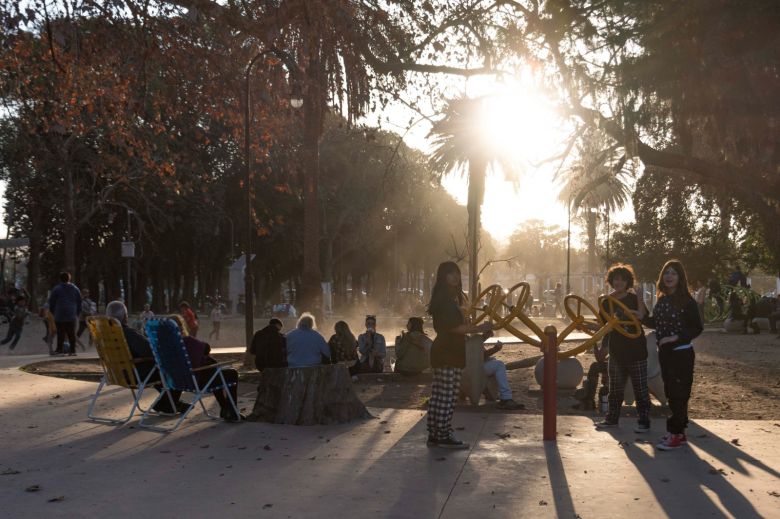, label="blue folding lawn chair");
[139,318,240,432]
